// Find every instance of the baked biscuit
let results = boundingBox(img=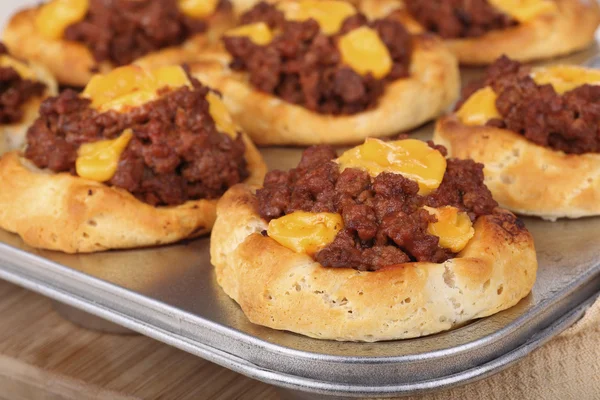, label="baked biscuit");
[3,0,235,87]
[190,0,459,145]
[360,0,600,65]
[0,44,57,154]
[434,57,600,220]
[0,64,266,253]
[210,139,537,341]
